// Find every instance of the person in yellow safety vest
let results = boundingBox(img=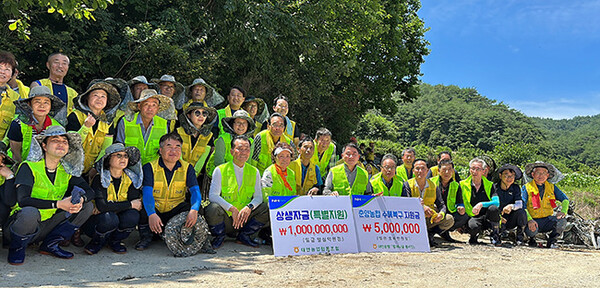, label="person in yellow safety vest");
[266,95,299,146]
[323,143,368,196]
[312,128,336,181]
[208,110,255,177]
[30,53,78,114]
[289,137,323,196]
[401,159,454,247]
[242,96,268,137]
[0,142,17,232]
[8,86,66,163]
[396,147,416,182]
[522,161,569,249]
[258,142,297,245]
[206,135,269,248]
[365,154,403,196]
[152,75,186,110]
[66,82,121,175]
[82,144,143,255]
[176,102,217,180]
[114,89,176,165]
[427,151,461,182]
[495,164,527,246]
[8,67,30,100]
[0,51,21,141]
[261,142,297,202]
[251,113,292,174]
[459,157,501,246]
[136,132,208,252]
[182,78,224,111]
[7,126,94,265]
[214,85,246,137]
[430,159,466,243]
